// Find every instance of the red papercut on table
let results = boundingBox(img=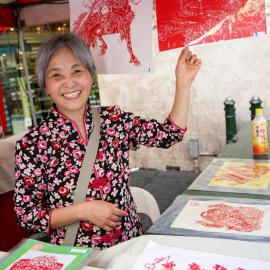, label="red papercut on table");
[144,255,176,270]
[10,255,63,270]
[188,263,246,270]
[197,203,264,232]
[156,0,267,51]
[212,163,270,185]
